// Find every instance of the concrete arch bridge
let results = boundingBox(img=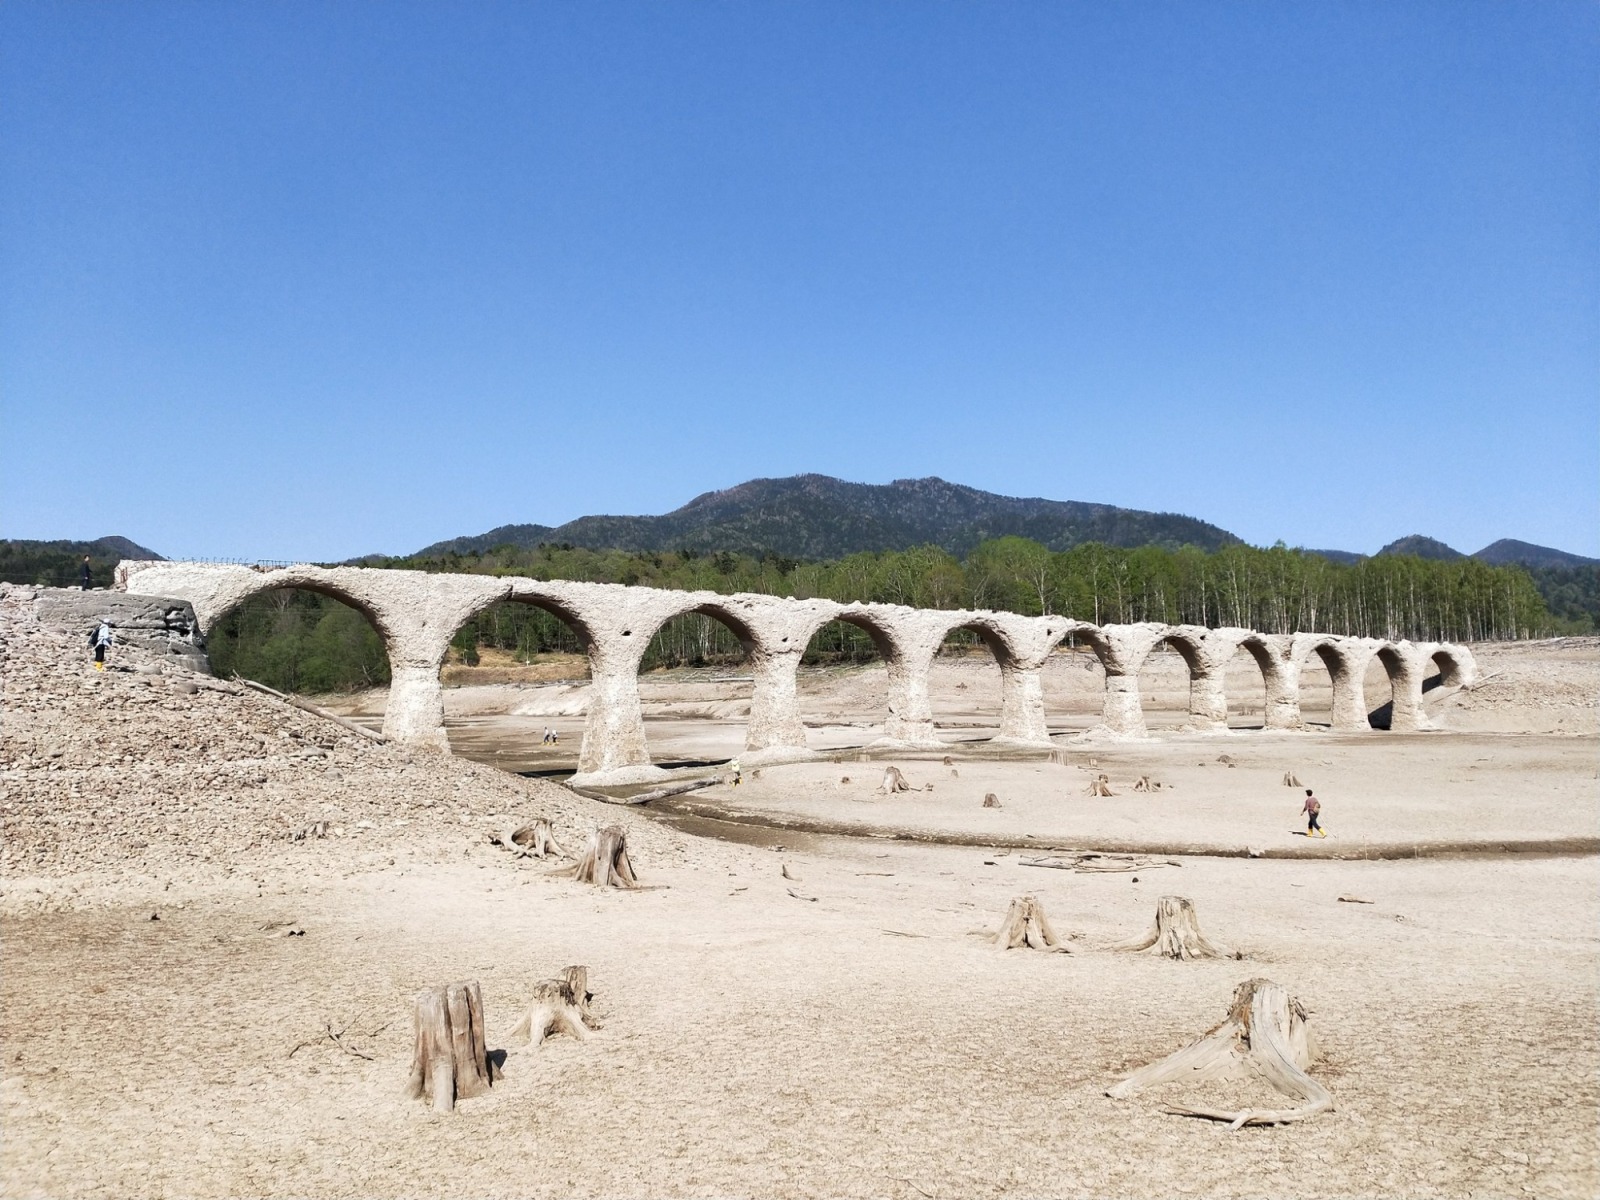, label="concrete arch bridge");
[118,562,1477,784]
